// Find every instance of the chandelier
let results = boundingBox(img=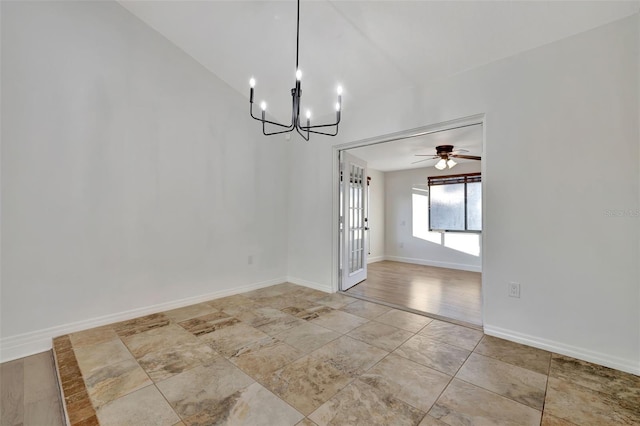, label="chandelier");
[248,0,342,141]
